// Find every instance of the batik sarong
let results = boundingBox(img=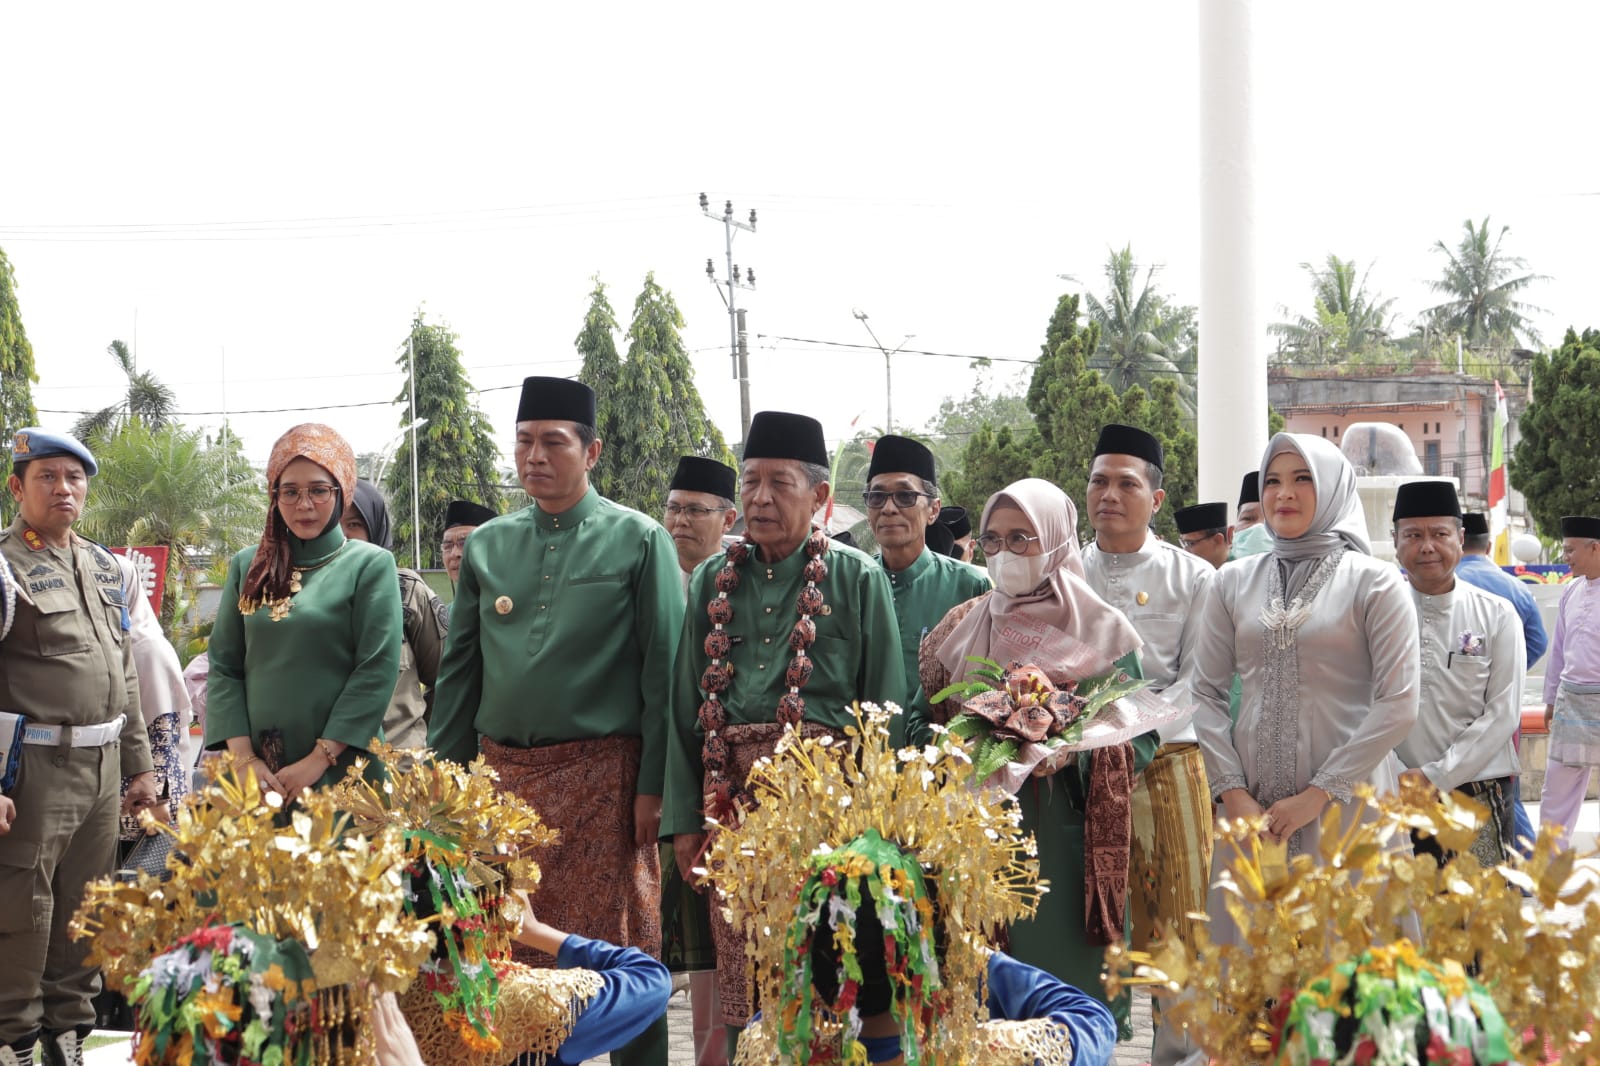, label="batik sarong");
[703,720,844,1026]
[482,734,660,968]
